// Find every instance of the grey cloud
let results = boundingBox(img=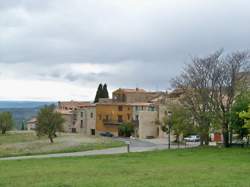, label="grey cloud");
[0,0,250,95]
